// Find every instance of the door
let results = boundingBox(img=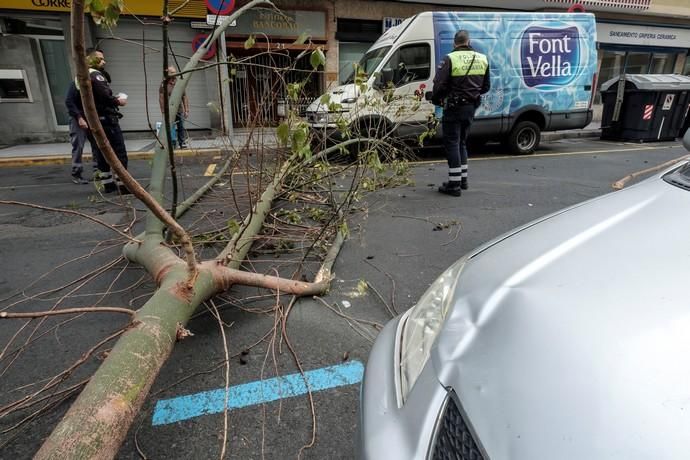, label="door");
[39,38,71,128]
[377,42,434,138]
